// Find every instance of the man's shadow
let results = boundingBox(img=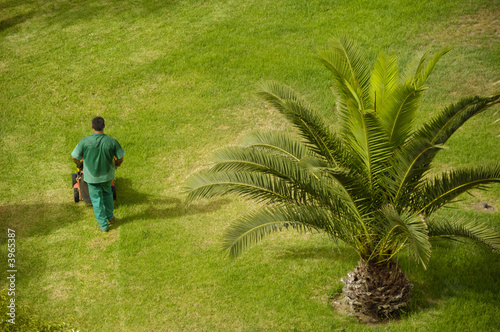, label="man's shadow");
[0,177,229,242]
[113,177,150,206]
